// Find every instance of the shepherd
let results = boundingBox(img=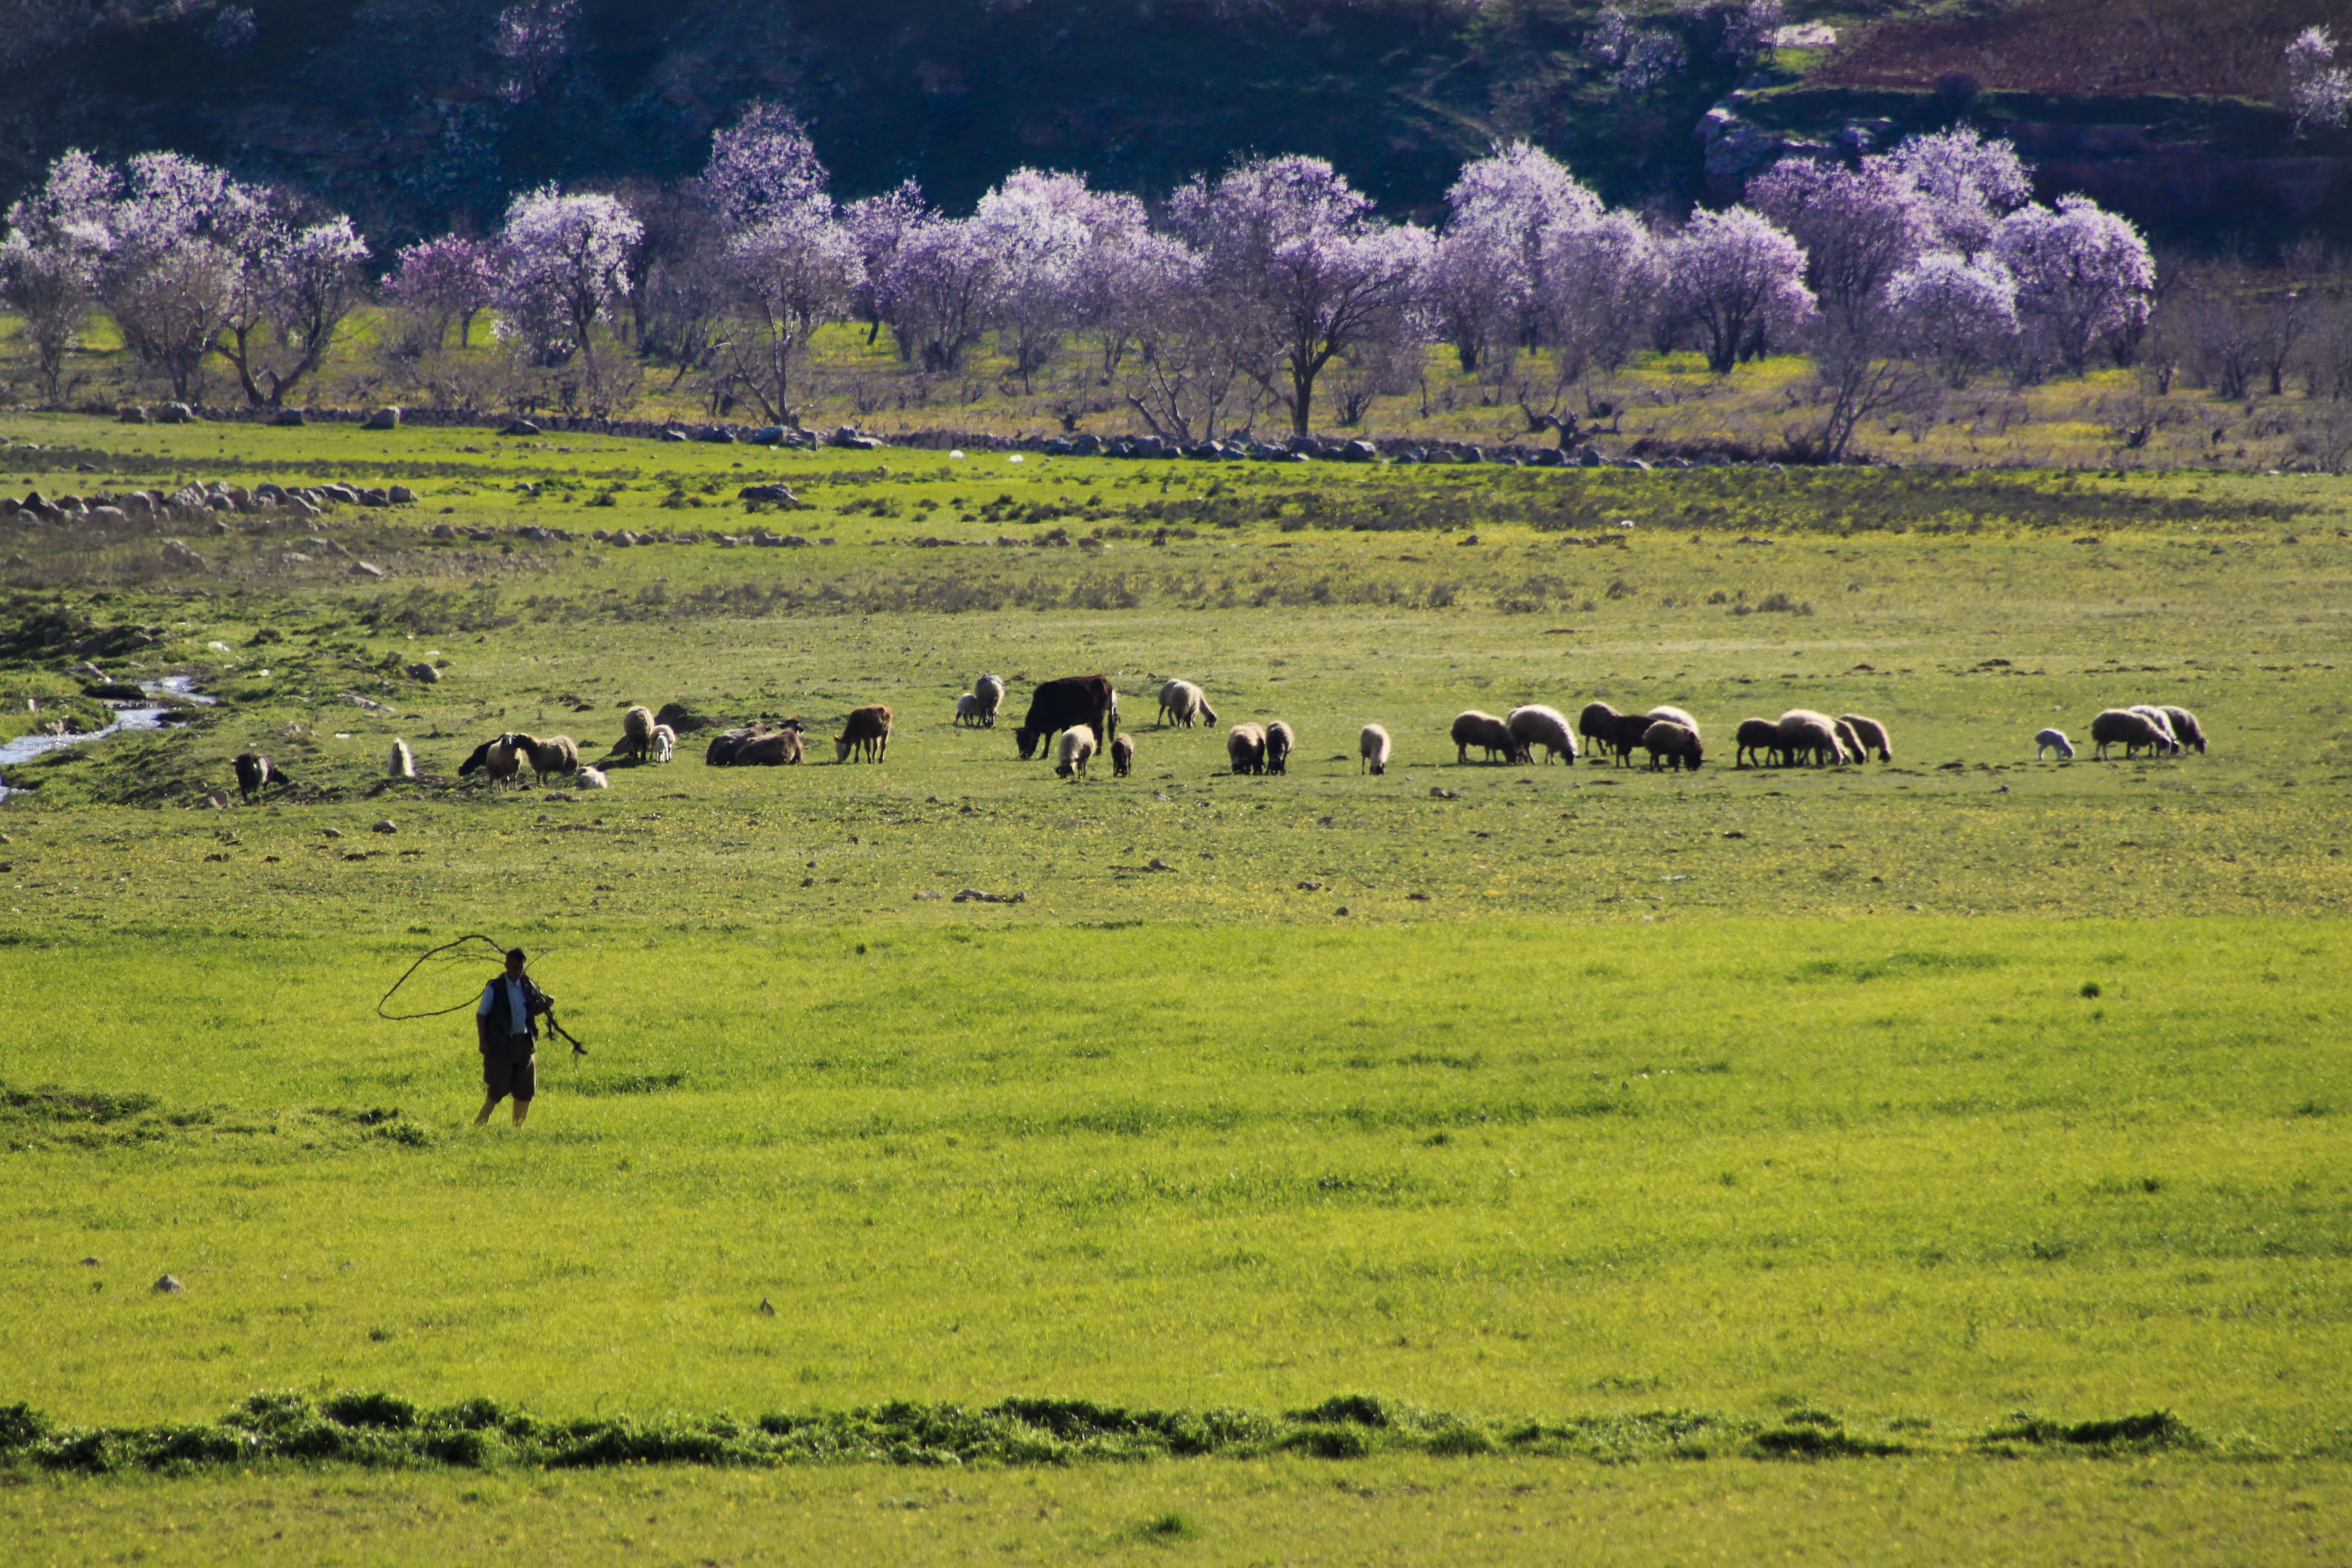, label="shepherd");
[475,947,546,1126]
